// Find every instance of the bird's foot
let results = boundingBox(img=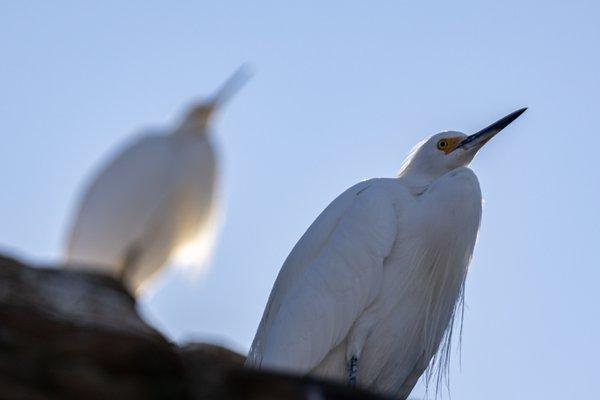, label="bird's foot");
[348,355,358,388]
